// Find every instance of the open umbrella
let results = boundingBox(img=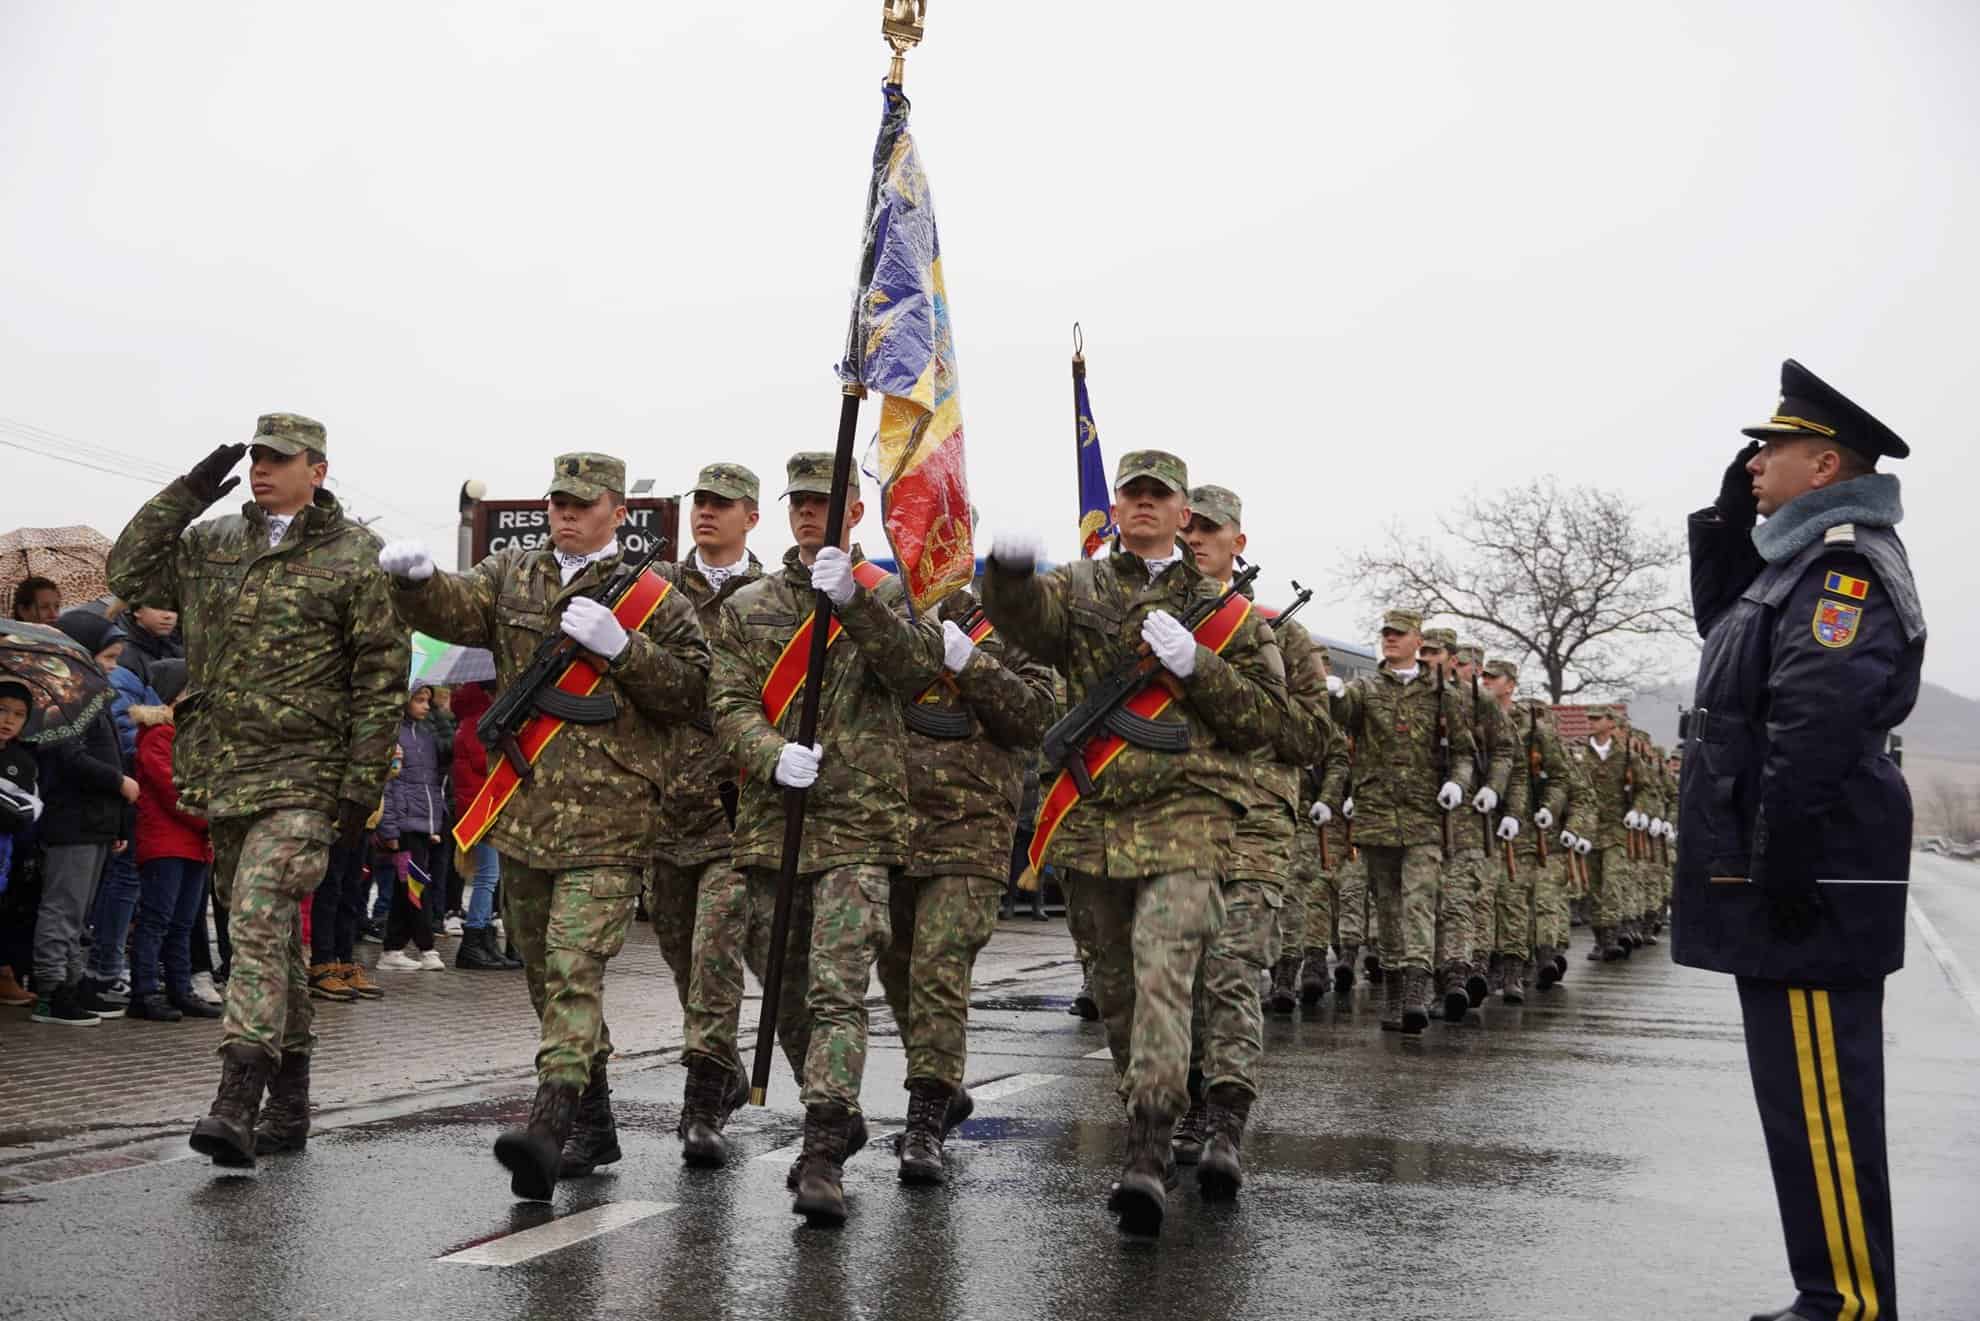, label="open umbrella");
[0,525,114,608]
[408,632,497,691]
[0,618,113,744]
